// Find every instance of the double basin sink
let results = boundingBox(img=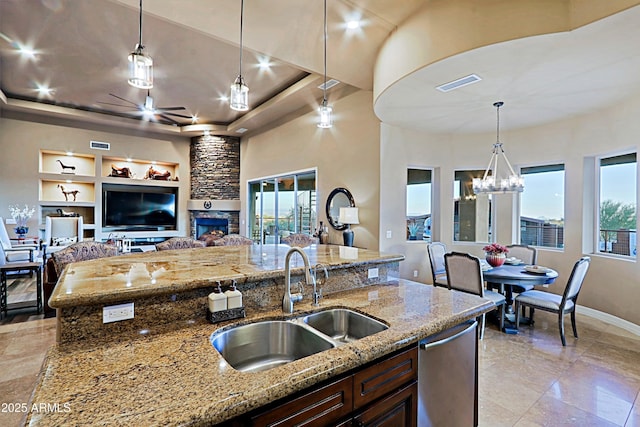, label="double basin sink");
[210,308,388,373]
